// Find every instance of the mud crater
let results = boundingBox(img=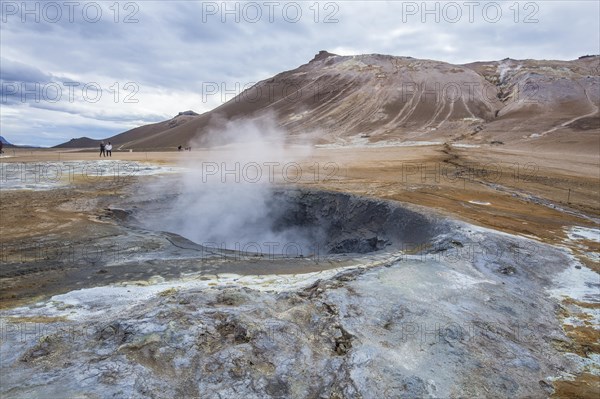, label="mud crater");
[126,187,443,255]
[267,189,439,254]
